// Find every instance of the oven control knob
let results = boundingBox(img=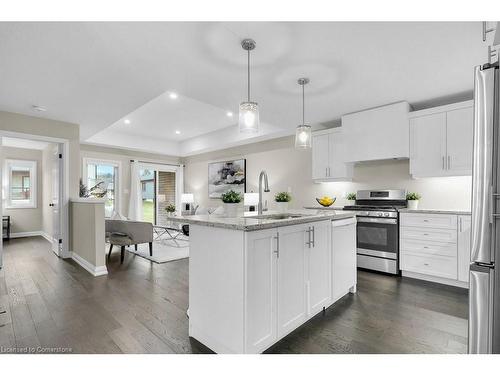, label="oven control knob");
[384,213,390,217]
[378,212,383,217]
